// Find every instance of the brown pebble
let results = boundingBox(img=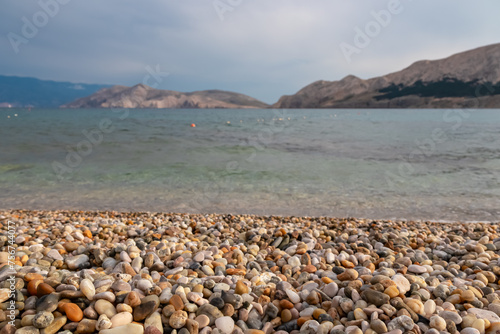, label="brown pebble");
[124,291,141,307]
[235,280,249,295]
[281,309,292,322]
[63,303,83,322]
[169,294,184,311]
[27,279,42,296]
[37,282,55,297]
